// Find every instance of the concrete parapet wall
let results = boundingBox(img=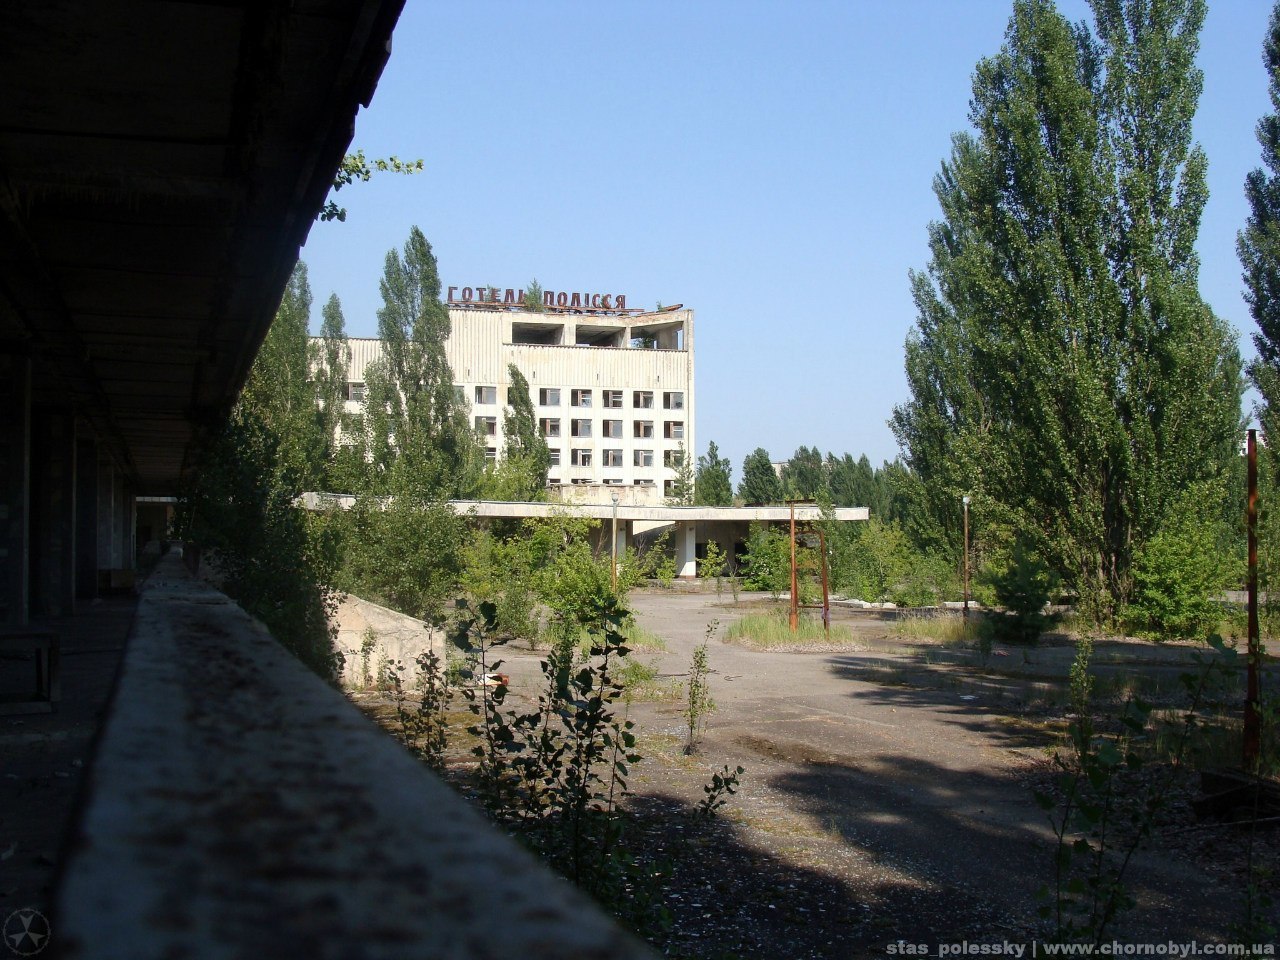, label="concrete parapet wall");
[55,553,654,959]
[333,592,442,689]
